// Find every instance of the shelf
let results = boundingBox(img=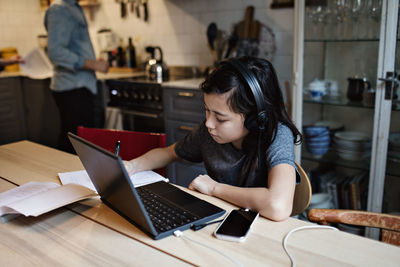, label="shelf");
[305,38,380,43]
[302,149,400,177]
[303,96,400,111]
